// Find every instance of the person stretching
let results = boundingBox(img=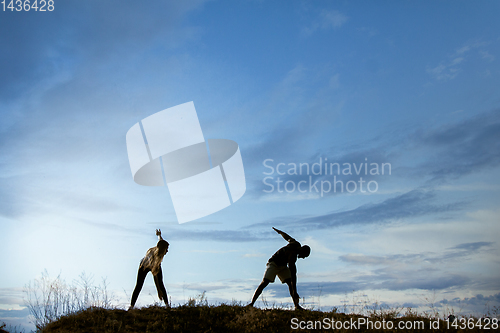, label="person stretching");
[130,229,169,308]
[248,227,310,310]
